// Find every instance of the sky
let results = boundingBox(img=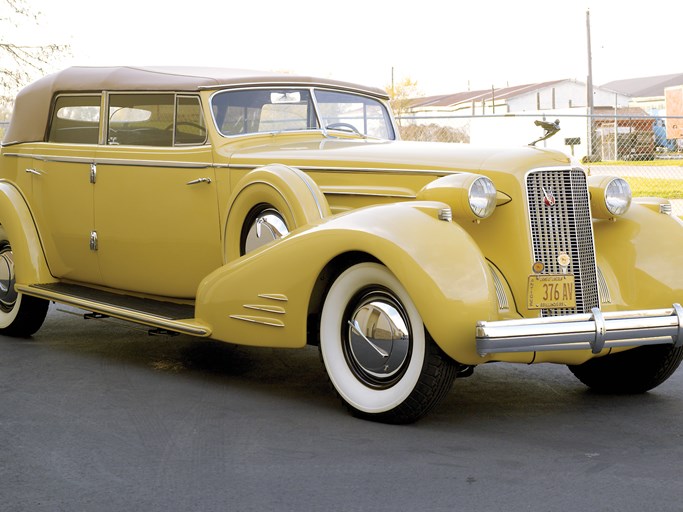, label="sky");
[5,0,683,97]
